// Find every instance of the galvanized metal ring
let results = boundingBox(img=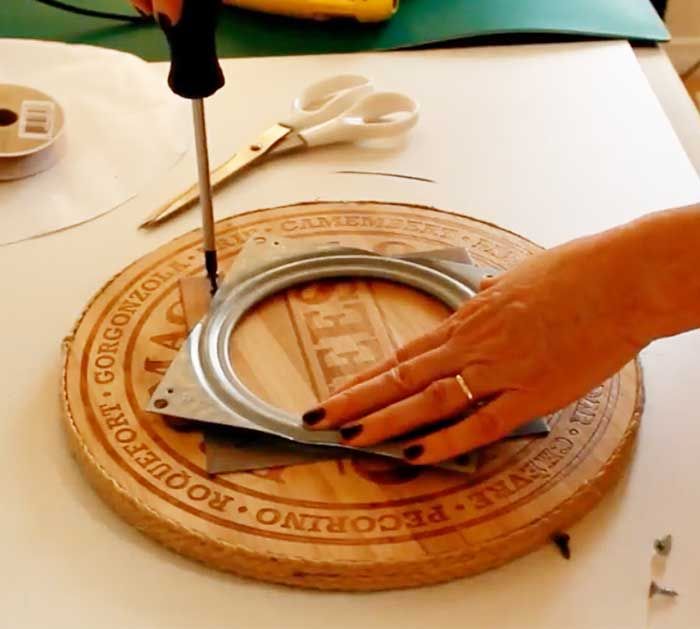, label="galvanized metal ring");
[196,252,476,442]
[146,245,541,469]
